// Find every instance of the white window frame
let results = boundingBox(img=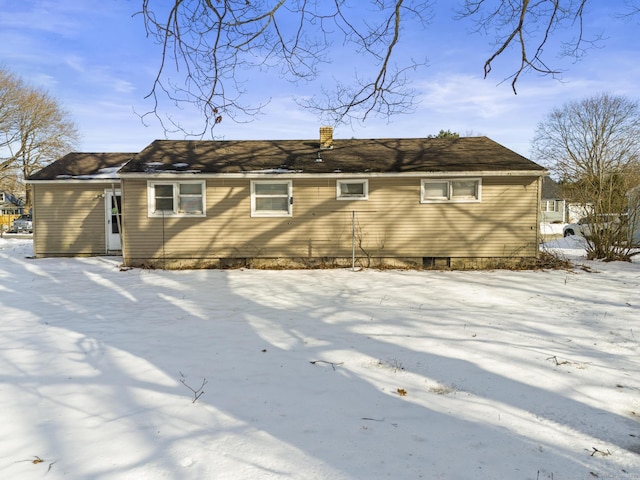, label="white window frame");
[251,180,293,217]
[420,178,482,203]
[147,180,206,217]
[336,179,369,200]
[541,200,558,212]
